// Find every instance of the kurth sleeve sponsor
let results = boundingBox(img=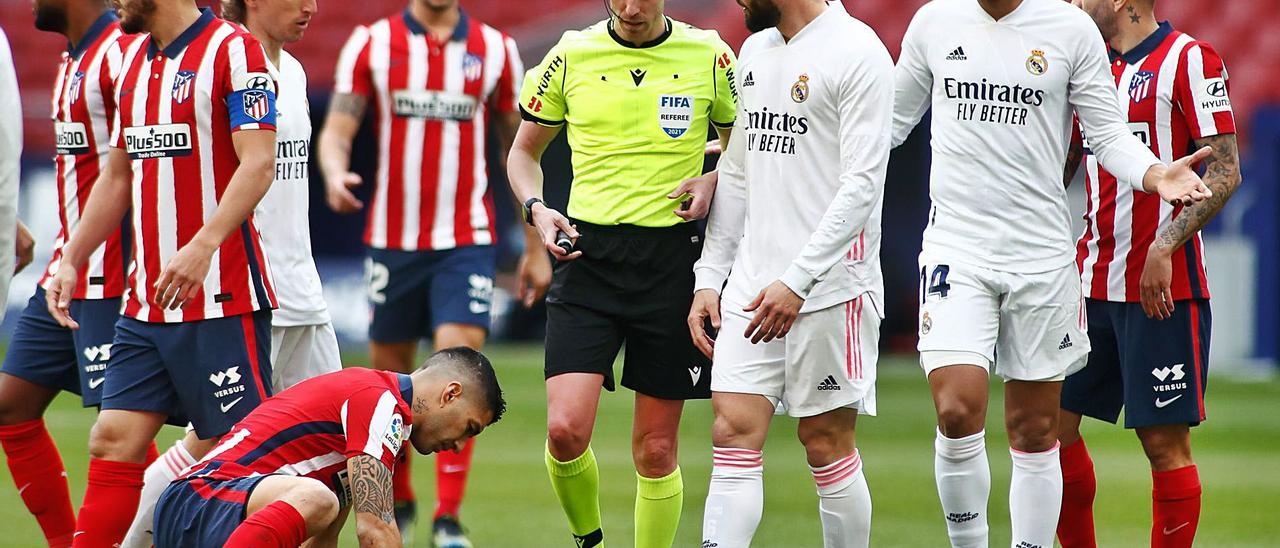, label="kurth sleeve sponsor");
[518,36,568,126]
[710,35,737,128]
